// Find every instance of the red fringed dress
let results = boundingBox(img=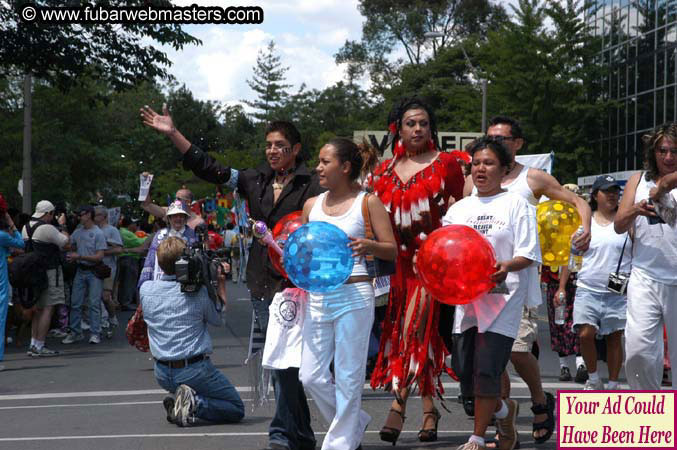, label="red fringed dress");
[369,152,464,396]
